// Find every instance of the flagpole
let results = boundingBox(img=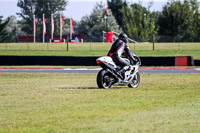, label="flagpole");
[43,14,44,43]
[106,8,108,32]
[33,15,35,43]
